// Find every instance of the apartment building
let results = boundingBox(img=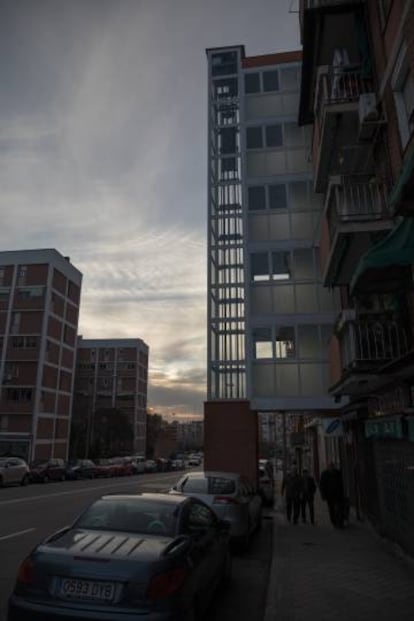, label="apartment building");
[204,46,342,481]
[0,249,82,462]
[299,0,414,554]
[72,338,149,457]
